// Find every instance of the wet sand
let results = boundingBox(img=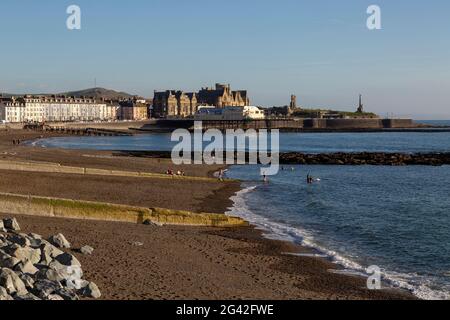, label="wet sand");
[0,129,415,300]
[0,213,414,300]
